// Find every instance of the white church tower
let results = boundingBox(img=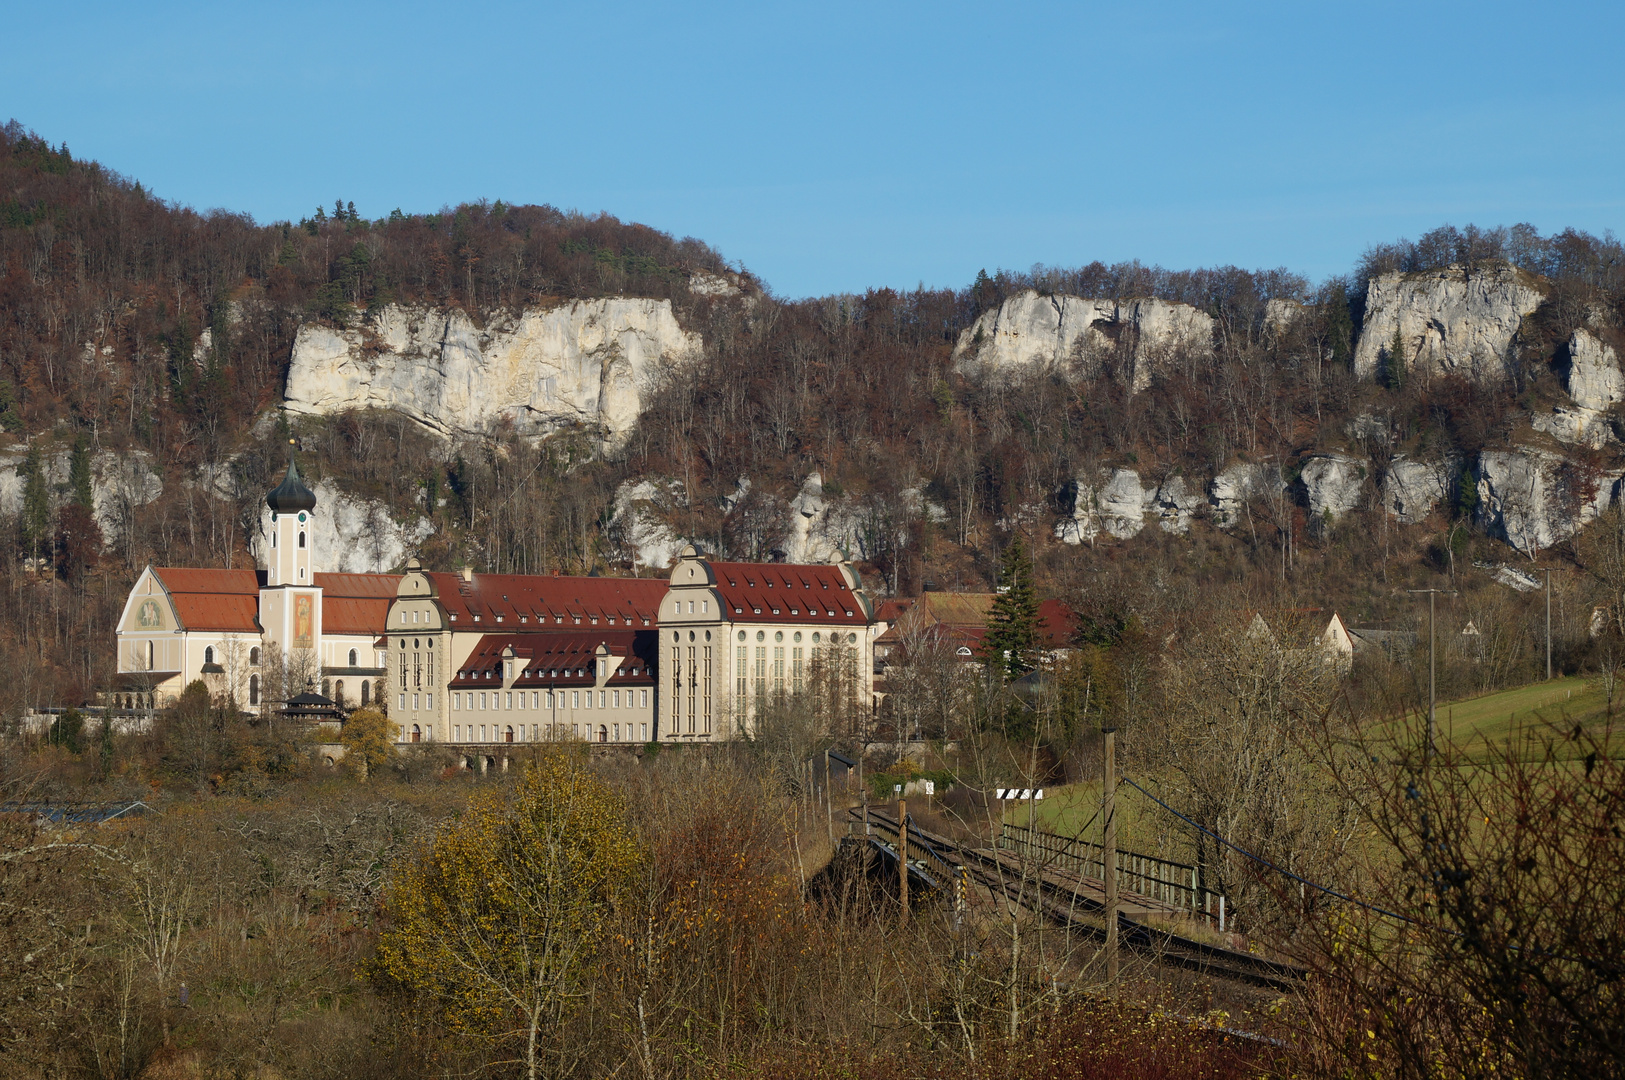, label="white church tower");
[259,448,323,663]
